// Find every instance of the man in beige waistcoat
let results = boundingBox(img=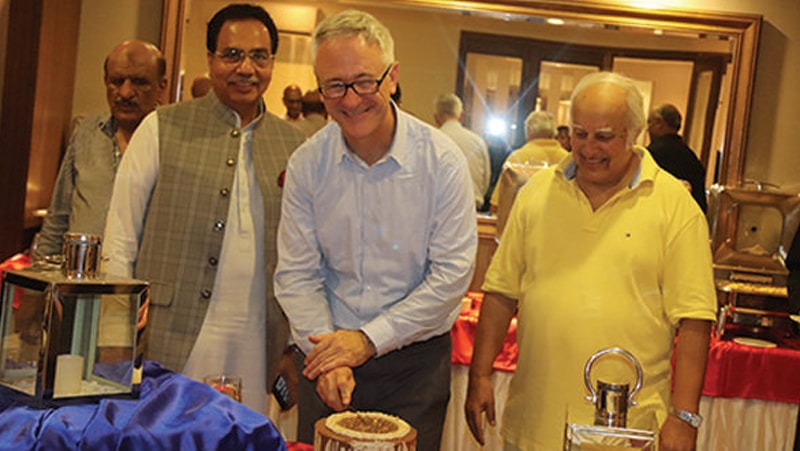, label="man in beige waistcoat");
[102,4,305,415]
